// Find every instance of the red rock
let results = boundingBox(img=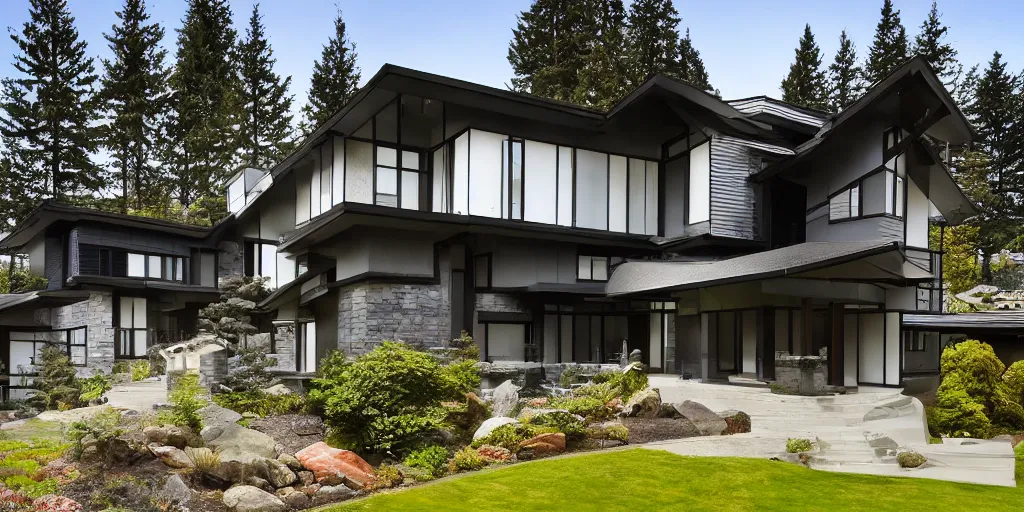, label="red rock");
[518,432,566,456]
[32,495,83,512]
[295,442,376,489]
